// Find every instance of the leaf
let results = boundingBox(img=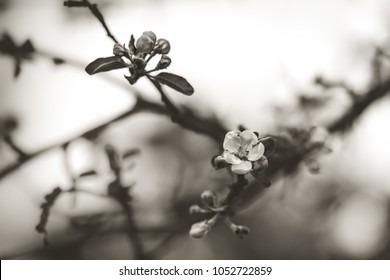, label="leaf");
[259,137,276,157]
[122,149,140,159]
[153,72,194,95]
[0,33,17,54]
[124,74,139,85]
[79,170,98,177]
[52,57,65,65]
[85,56,128,75]
[20,39,35,56]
